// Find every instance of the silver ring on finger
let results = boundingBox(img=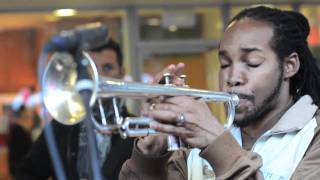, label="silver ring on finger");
[176,112,186,126]
[149,103,156,110]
